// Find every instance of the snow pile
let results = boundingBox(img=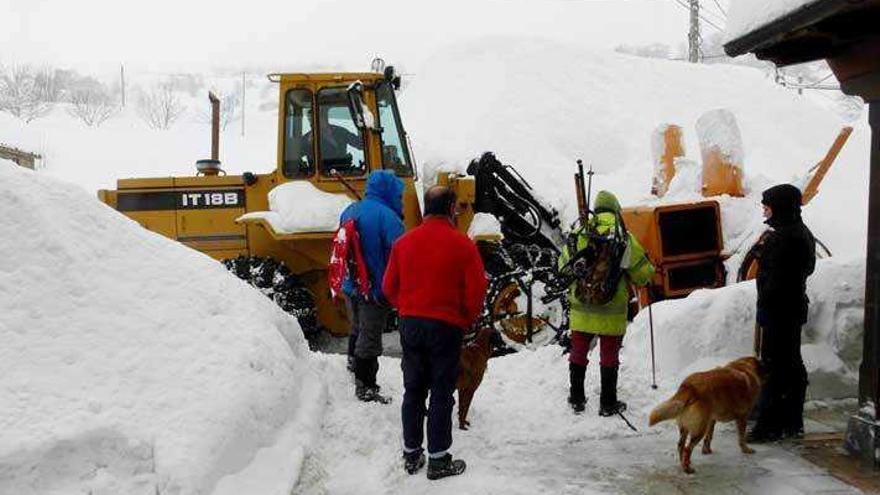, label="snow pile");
[665,157,703,199]
[467,212,503,240]
[696,109,746,175]
[726,0,821,42]
[402,37,869,261]
[238,181,353,234]
[624,257,865,400]
[0,161,323,494]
